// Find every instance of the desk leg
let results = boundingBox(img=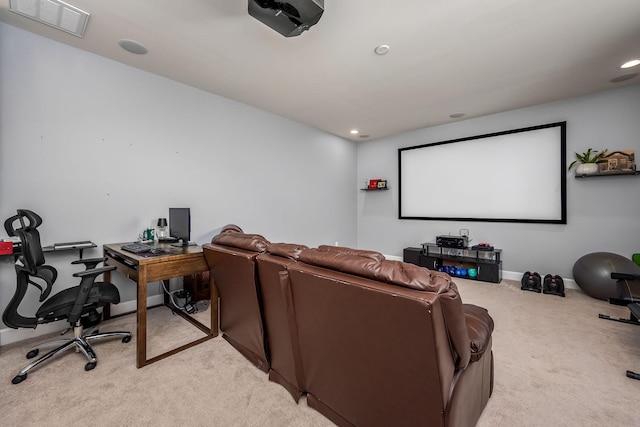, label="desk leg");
[103,268,112,320]
[210,280,219,337]
[137,268,148,368]
[162,279,171,306]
